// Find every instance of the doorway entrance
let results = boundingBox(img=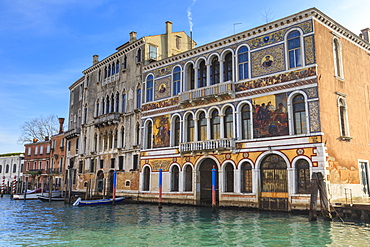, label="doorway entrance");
[259,154,288,211]
[199,158,218,205]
